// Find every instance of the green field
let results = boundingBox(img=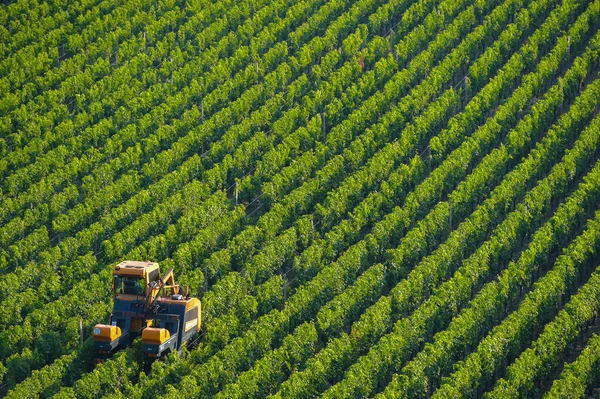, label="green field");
[1,0,600,397]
